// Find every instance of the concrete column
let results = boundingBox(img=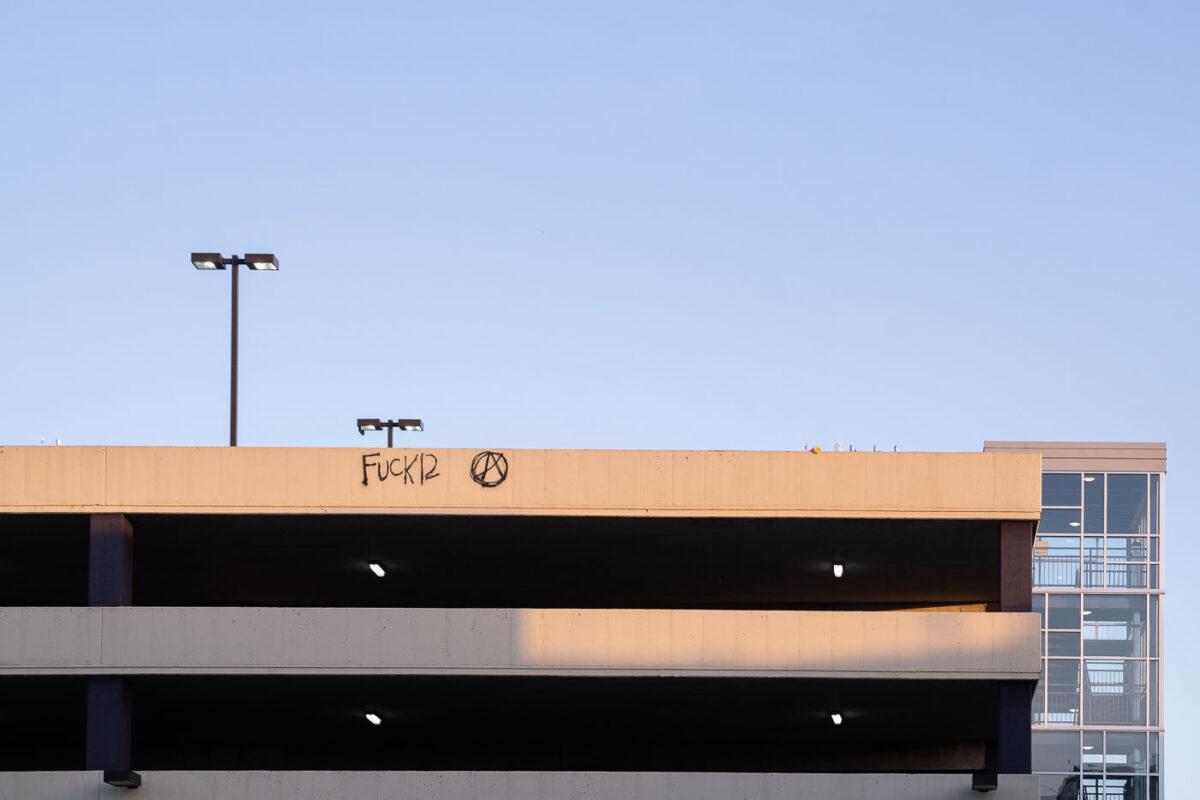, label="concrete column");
[85,676,132,771]
[995,682,1032,774]
[87,514,134,778]
[999,521,1033,612]
[89,514,133,606]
